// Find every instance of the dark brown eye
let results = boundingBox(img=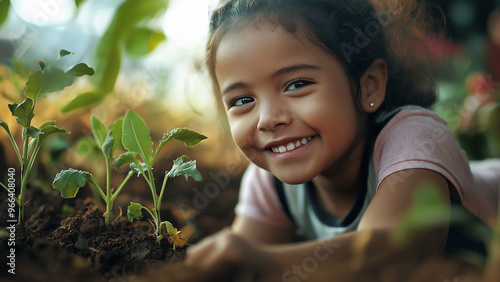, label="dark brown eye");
[230,96,254,108]
[285,79,313,92]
